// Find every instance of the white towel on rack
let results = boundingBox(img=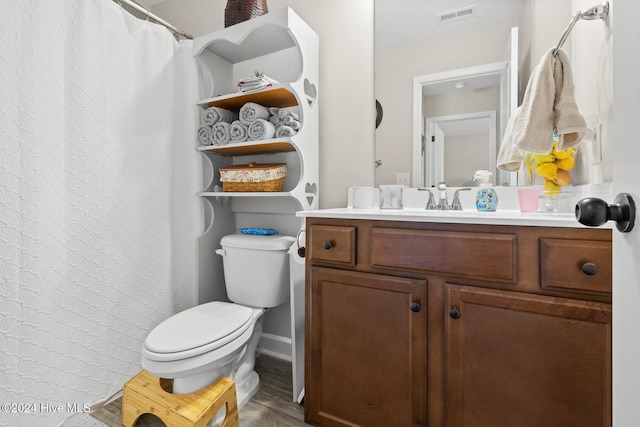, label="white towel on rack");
[211,122,231,145]
[248,118,276,141]
[275,125,298,138]
[229,120,248,143]
[239,102,271,125]
[498,48,587,170]
[202,106,237,126]
[197,125,213,146]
